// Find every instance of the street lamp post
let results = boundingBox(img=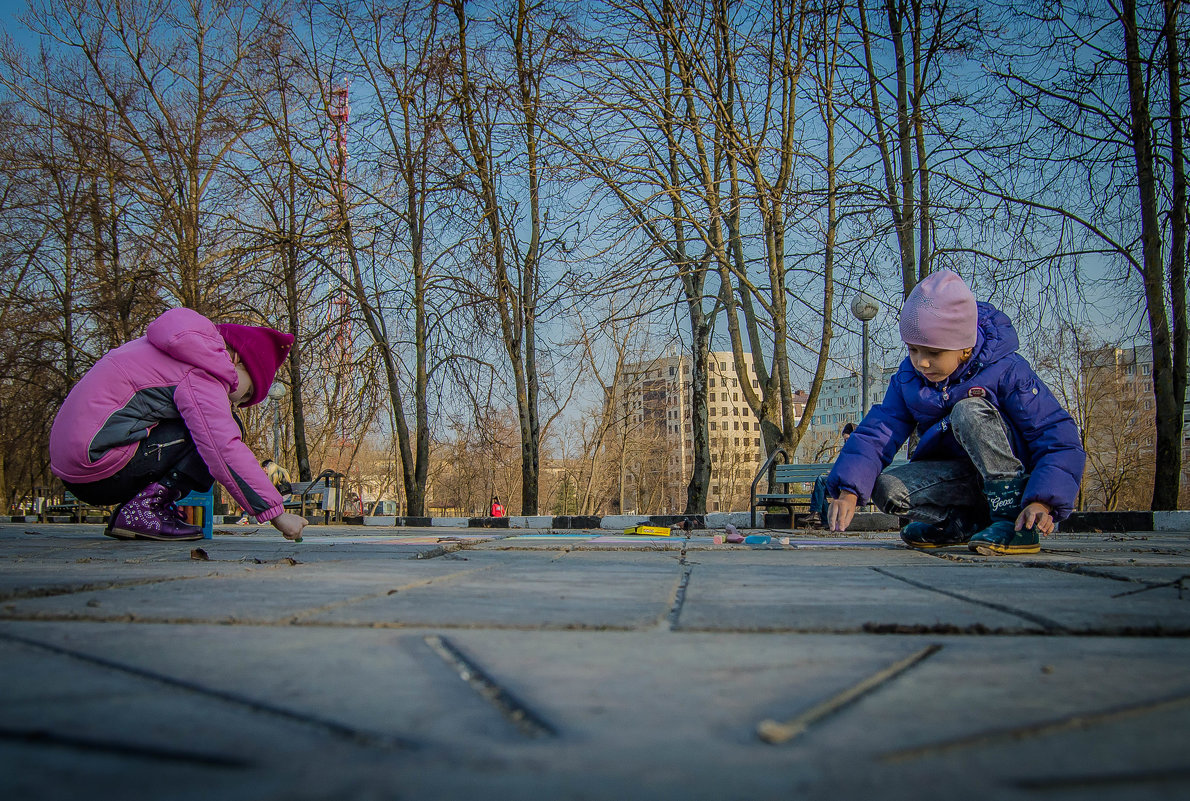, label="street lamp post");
[850,293,881,418]
[267,383,287,465]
